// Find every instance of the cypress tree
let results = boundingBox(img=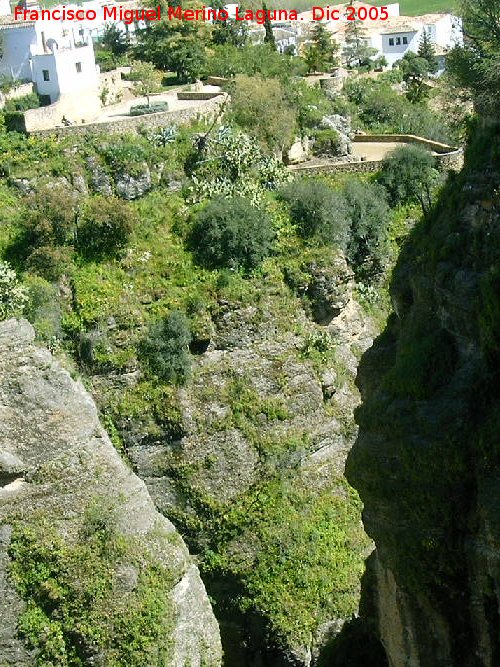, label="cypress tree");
[418,29,439,74]
[263,3,276,49]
